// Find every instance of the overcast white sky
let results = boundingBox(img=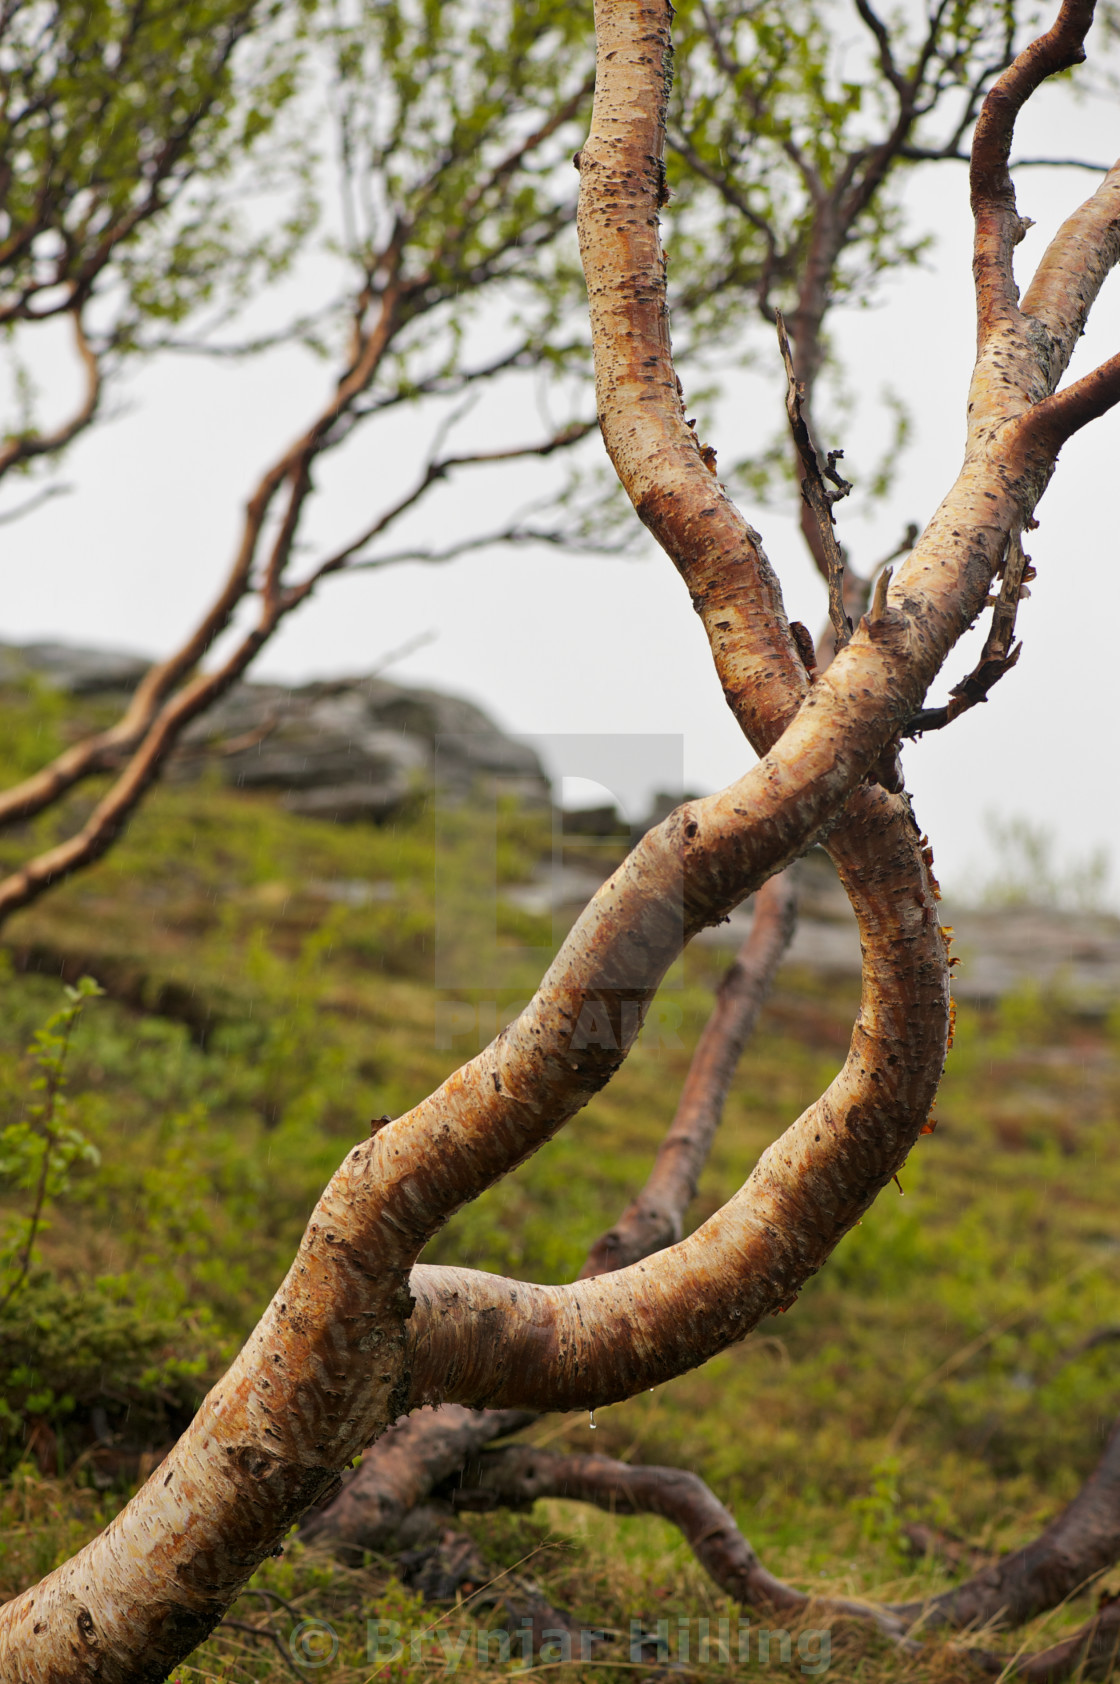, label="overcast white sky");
[0,67,1116,902]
